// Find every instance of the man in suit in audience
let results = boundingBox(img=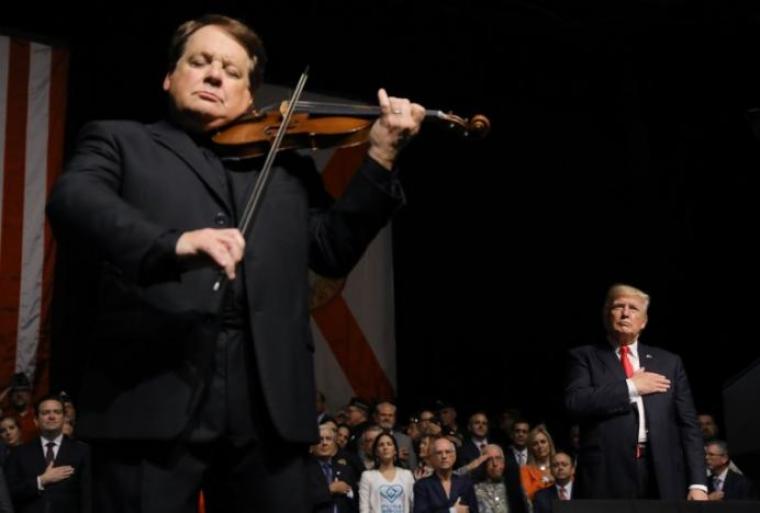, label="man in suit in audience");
[458,412,490,468]
[5,395,91,513]
[533,452,575,513]
[414,437,478,513]
[506,420,530,469]
[309,424,358,513]
[705,440,757,501]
